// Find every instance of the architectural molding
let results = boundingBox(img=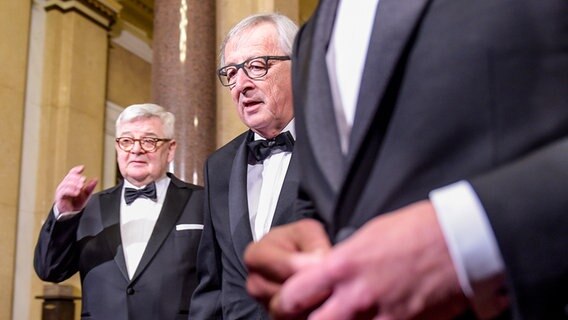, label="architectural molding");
[44,0,122,29]
[111,27,153,63]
